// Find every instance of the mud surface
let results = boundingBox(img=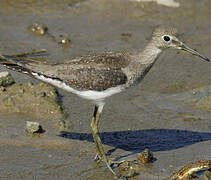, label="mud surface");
[0,0,210,179]
[0,81,65,120]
